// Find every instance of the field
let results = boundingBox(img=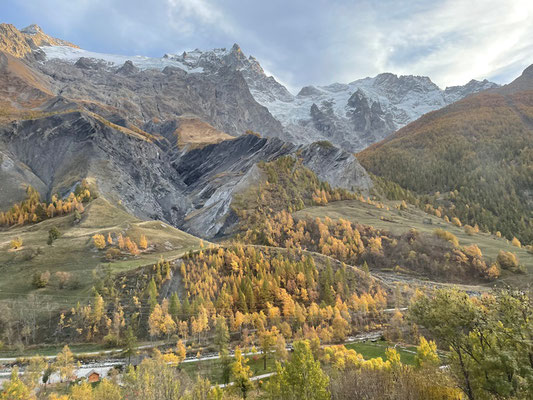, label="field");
[180,354,277,384]
[344,341,417,365]
[0,197,204,303]
[294,199,533,288]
